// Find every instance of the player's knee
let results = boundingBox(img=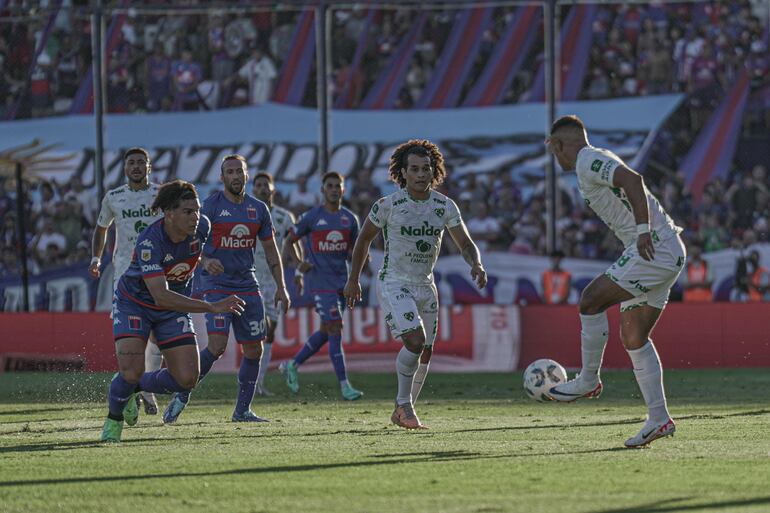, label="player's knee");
[177,372,199,391]
[242,344,262,360]
[619,327,646,350]
[402,332,425,354]
[323,321,343,335]
[579,290,604,315]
